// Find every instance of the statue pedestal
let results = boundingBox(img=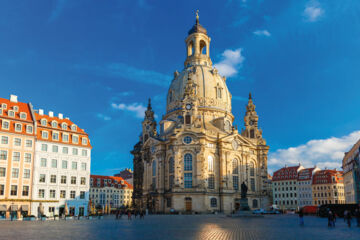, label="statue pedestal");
[240,198,250,211]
